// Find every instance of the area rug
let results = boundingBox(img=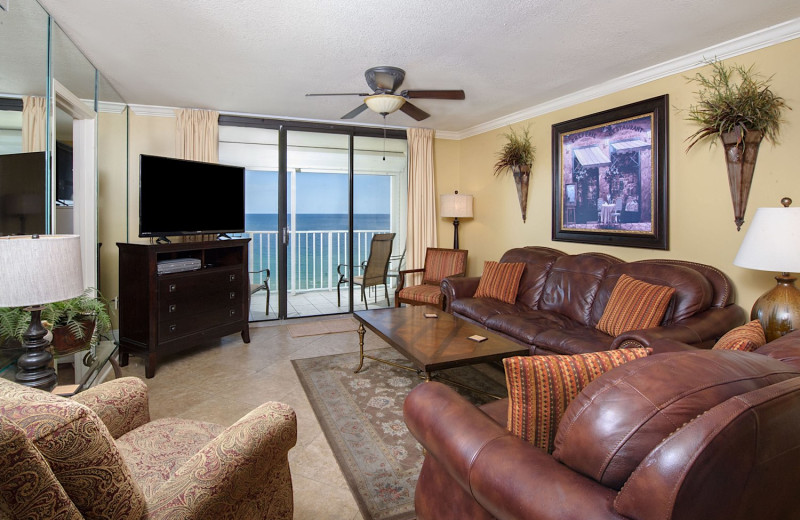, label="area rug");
[292,348,507,520]
[288,317,359,338]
